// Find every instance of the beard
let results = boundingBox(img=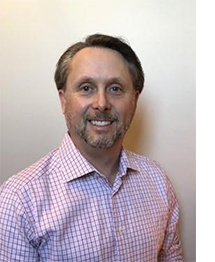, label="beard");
[65,106,136,149]
[78,112,124,149]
